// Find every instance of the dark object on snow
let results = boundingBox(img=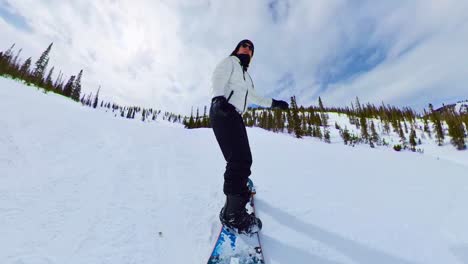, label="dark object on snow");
[219,194,262,235]
[272,99,289,110]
